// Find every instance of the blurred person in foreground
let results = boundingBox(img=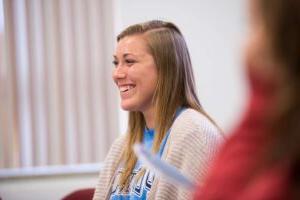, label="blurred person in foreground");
[93,20,223,200]
[194,0,300,199]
